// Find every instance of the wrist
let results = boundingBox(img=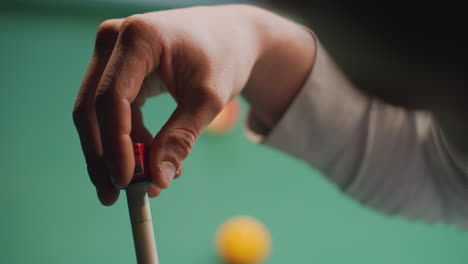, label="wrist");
[242,9,316,132]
